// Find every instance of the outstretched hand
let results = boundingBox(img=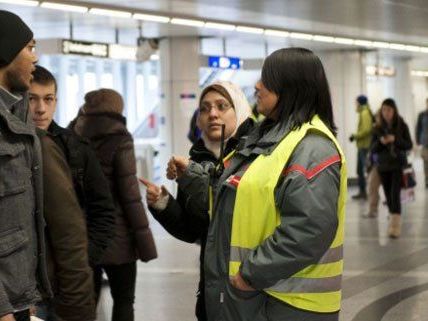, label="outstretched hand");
[166,156,190,180]
[139,177,168,207]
